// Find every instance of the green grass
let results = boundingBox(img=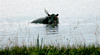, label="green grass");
[0,45,100,55]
